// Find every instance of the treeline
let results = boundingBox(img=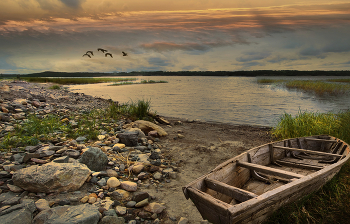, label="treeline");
[2,70,350,78]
